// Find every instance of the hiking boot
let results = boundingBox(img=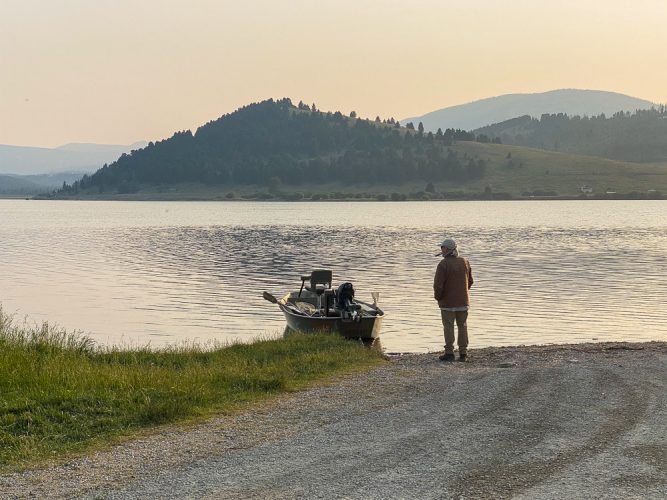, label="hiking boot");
[458,353,468,362]
[439,353,455,362]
